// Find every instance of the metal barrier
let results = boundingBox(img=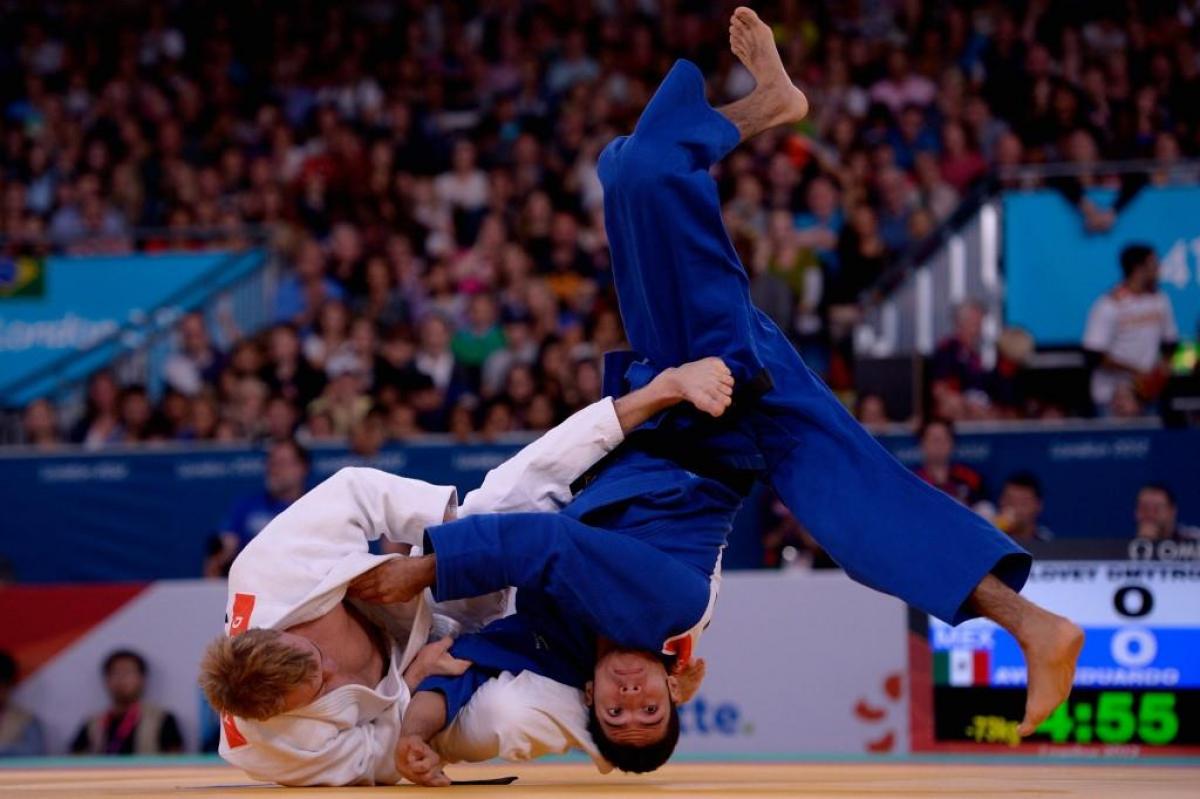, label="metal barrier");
[853,159,1200,362]
[0,229,279,443]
